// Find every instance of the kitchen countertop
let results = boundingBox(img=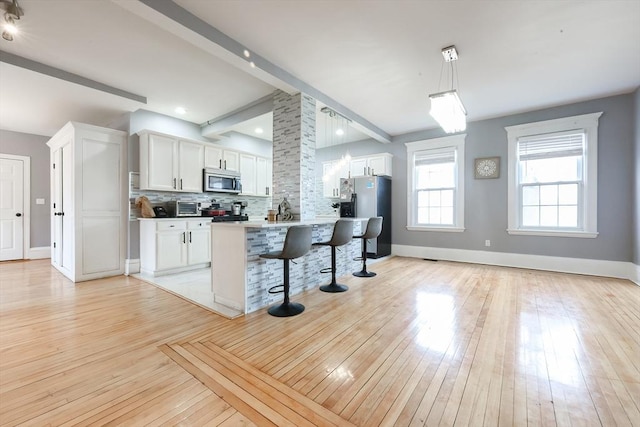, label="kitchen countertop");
[209,217,367,228]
